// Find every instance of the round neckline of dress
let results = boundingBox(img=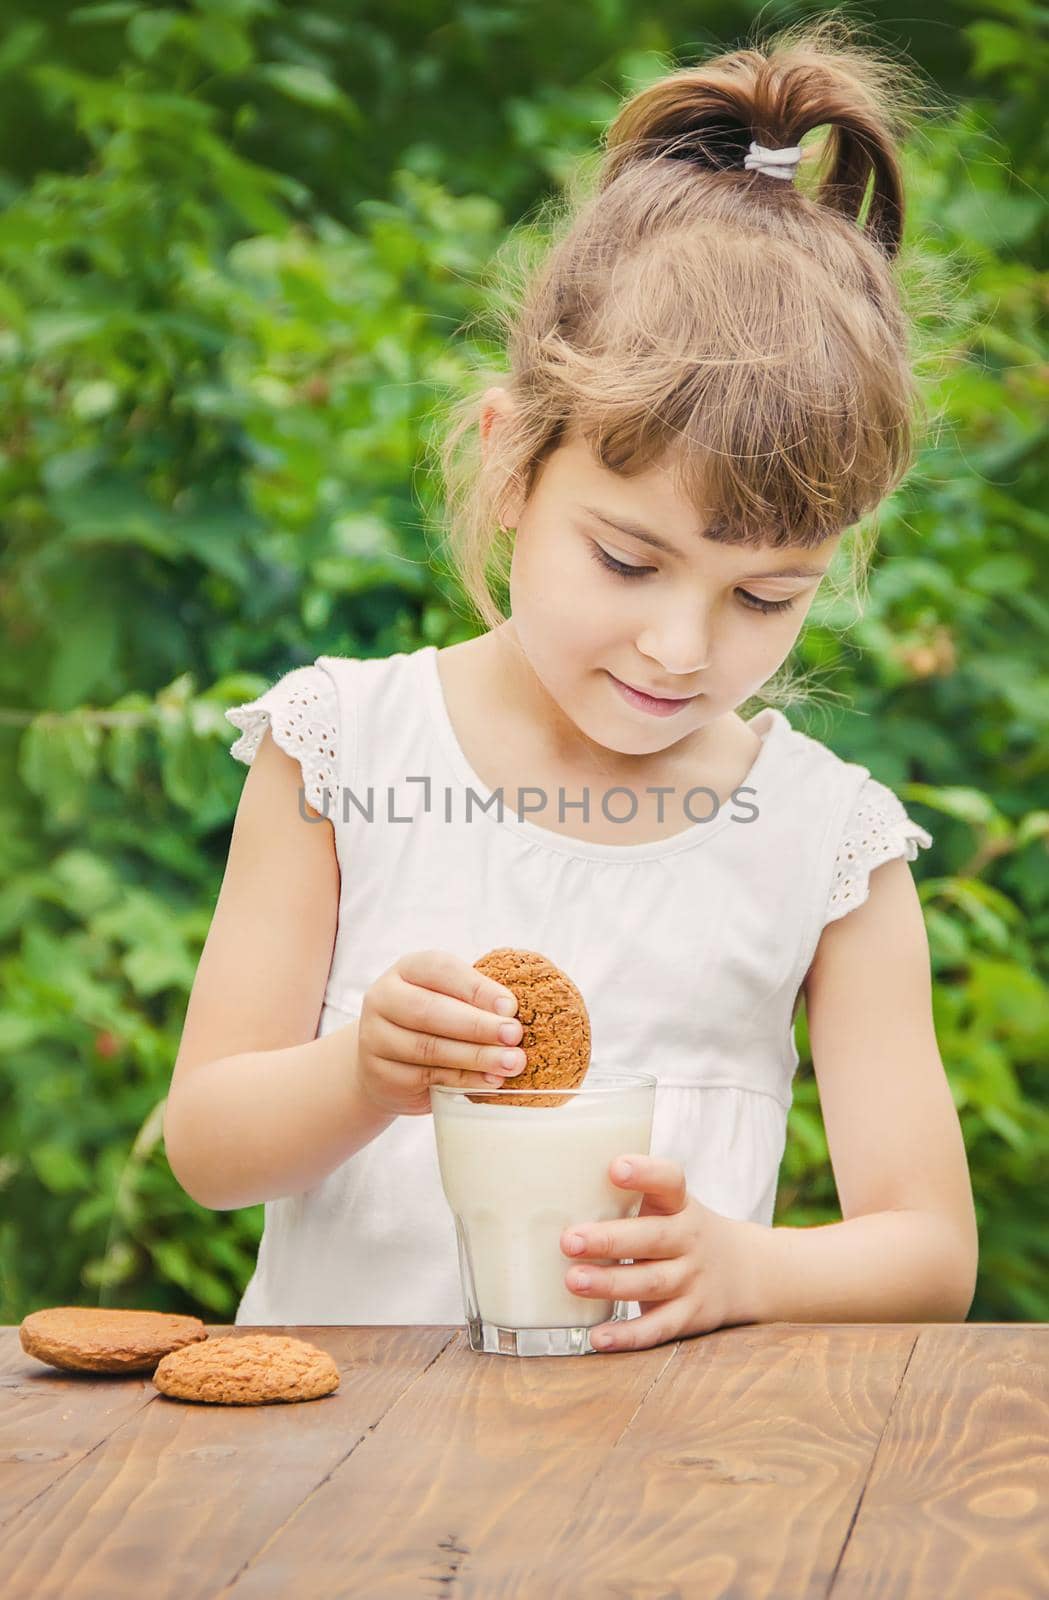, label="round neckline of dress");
[417,643,792,863]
